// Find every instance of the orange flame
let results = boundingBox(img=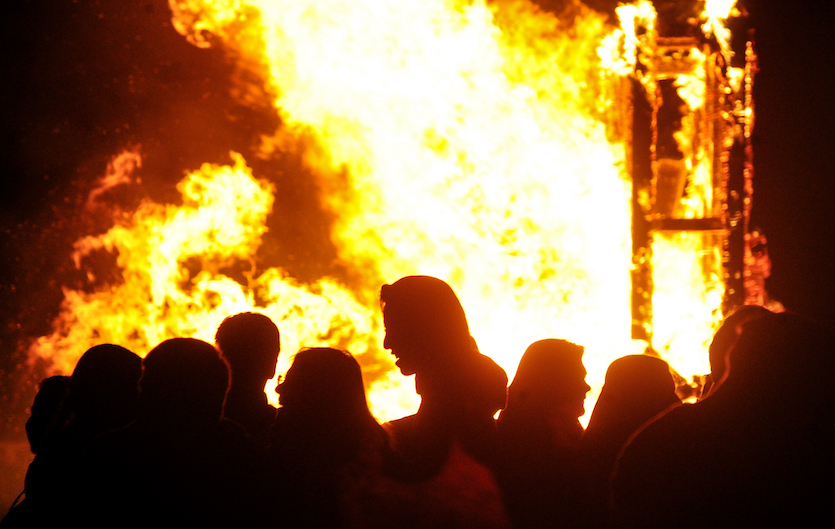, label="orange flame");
[31,0,736,422]
[702,0,738,60]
